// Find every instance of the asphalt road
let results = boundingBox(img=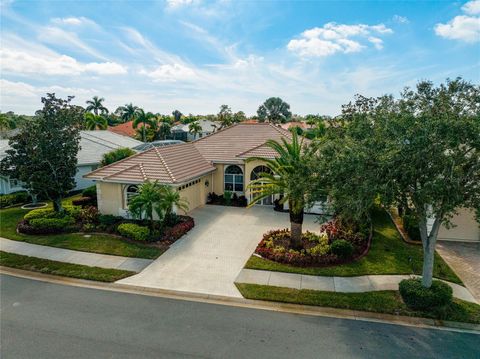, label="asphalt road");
[0,274,478,359]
